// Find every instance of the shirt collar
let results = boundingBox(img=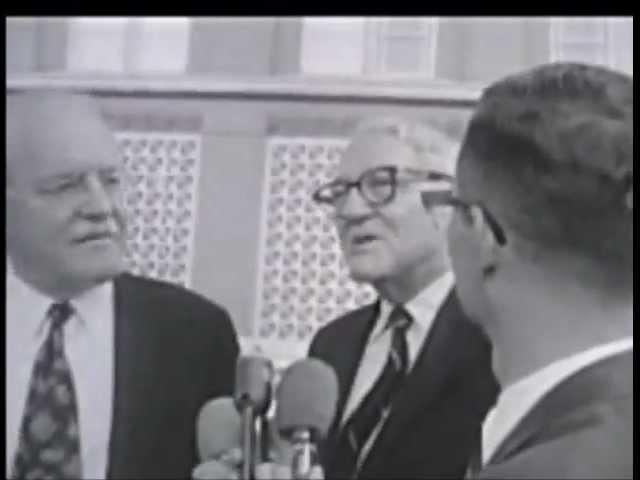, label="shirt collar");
[72,281,114,335]
[7,258,114,339]
[7,262,53,340]
[373,271,454,341]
